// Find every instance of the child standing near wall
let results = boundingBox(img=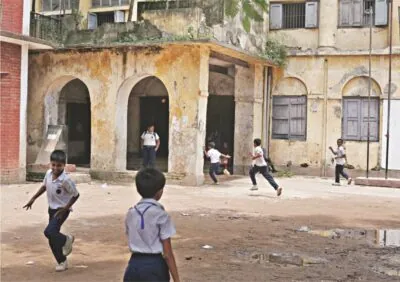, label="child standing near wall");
[329,138,353,186]
[123,168,180,282]
[204,142,231,185]
[23,150,79,272]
